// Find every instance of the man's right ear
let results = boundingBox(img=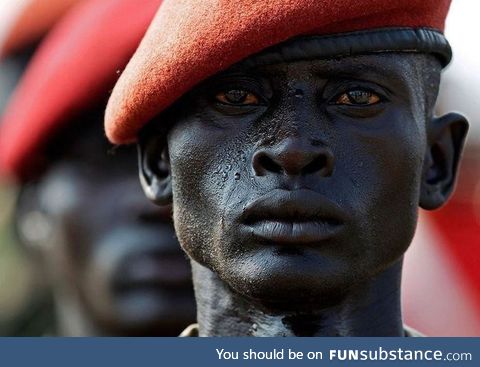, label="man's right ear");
[138,134,173,205]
